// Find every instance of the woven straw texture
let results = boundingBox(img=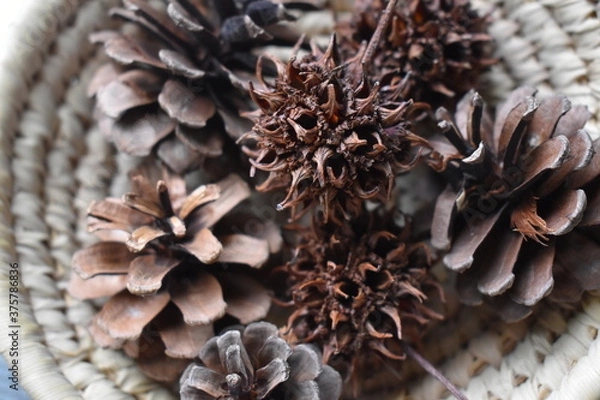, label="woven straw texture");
[0,0,599,399]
